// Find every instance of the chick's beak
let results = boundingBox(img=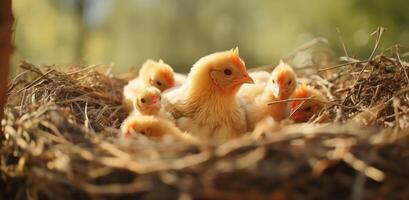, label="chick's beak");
[151,101,160,108]
[148,96,161,108]
[277,83,284,96]
[239,73,254,84]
